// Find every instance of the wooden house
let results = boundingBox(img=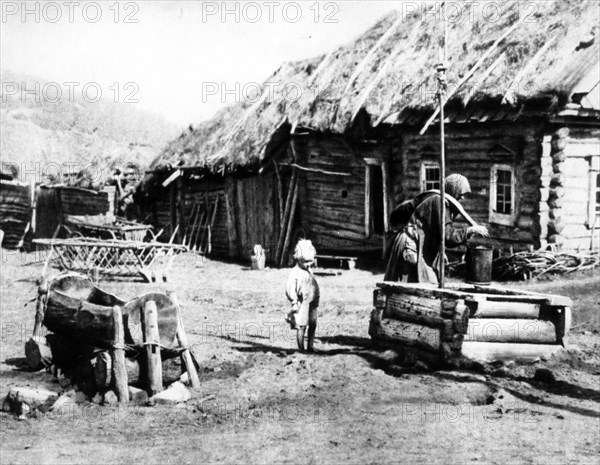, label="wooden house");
[140,0,600,264]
